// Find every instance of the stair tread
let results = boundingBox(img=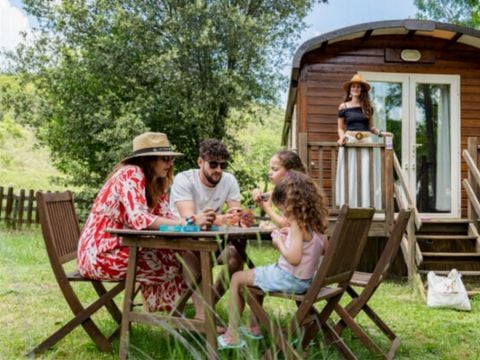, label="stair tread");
[422,252,480,257]
[420,219,470,223]
[416,235,477,239]
[418,270,480,276]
